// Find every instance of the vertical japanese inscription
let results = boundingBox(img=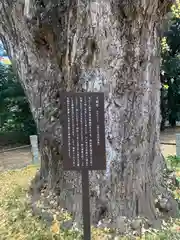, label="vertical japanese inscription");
[88,96,93,166]
[62,92,106,171]
[66,97,71,159]
[84,96,89,167]
[75,96,80,167]
[80,96,84,167]
[71,97,76,166]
